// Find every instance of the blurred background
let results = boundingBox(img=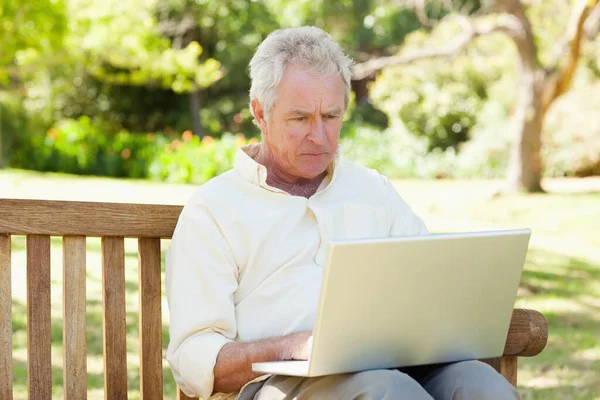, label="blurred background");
[1,0,599,399]
[1,0,599,188]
